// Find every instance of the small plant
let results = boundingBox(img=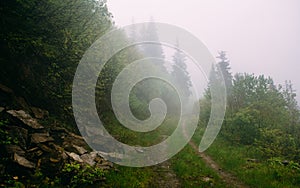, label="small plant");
[60,162,106,187]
